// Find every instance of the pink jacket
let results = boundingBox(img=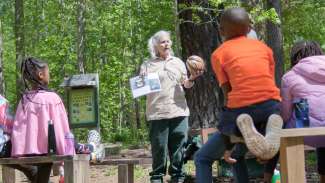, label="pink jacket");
[281,55,325,147]
[11,90,74,157]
